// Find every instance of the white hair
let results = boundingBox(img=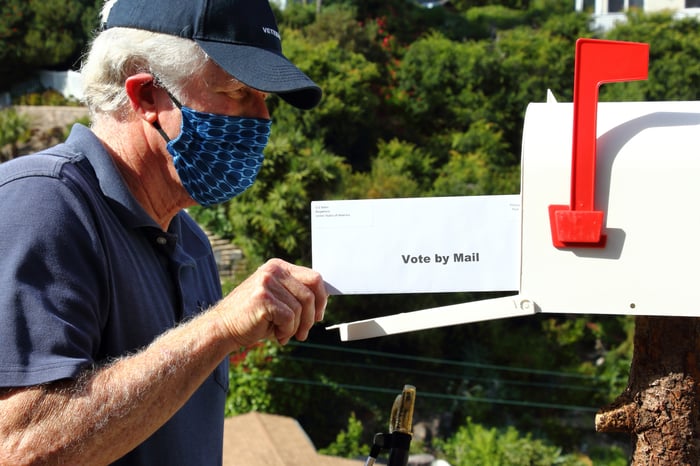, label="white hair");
[80,26,209,120]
